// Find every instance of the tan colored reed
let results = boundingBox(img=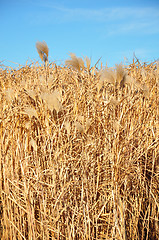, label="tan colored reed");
[0,56,158,239]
